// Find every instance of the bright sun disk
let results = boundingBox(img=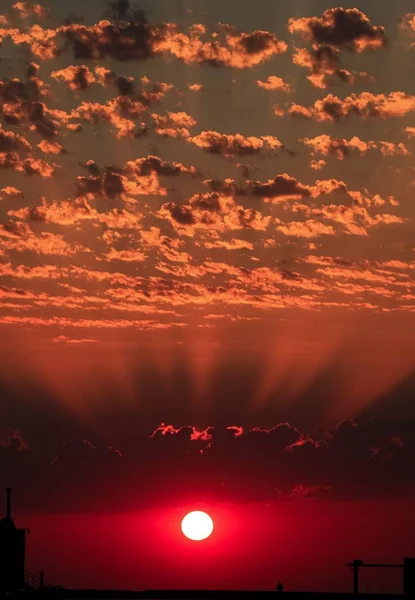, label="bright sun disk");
[181,510,214,541]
